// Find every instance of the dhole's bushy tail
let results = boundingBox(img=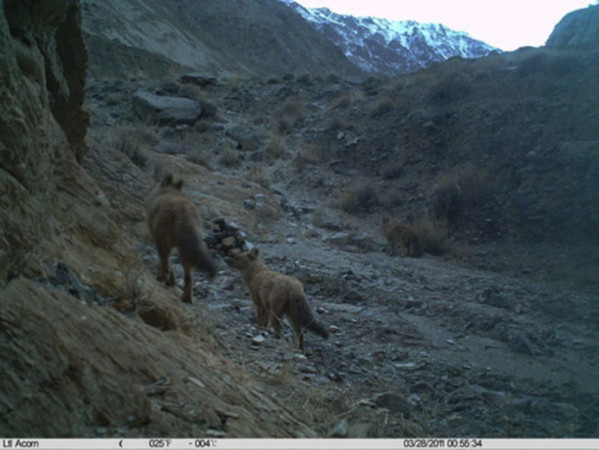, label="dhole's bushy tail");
[294,296,329,339]
[177,227,217,278]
